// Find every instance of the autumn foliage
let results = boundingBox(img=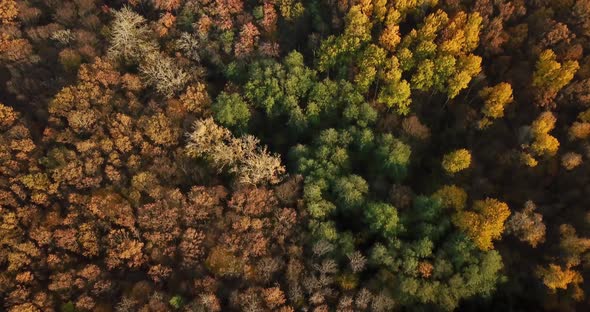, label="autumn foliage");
[2,0,590,311]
